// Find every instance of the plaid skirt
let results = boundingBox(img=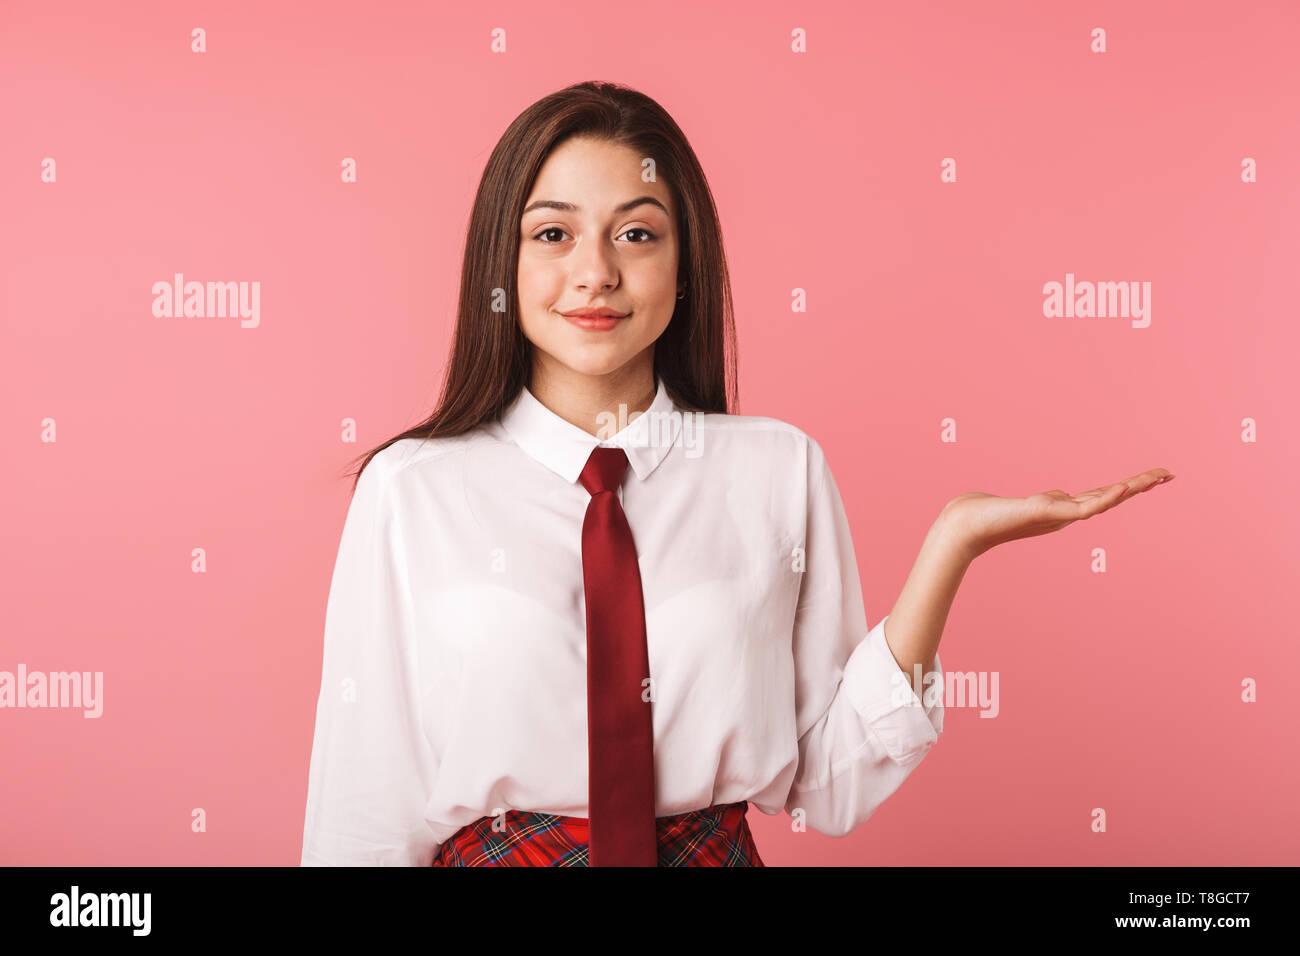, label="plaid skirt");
[430,800,764,867]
